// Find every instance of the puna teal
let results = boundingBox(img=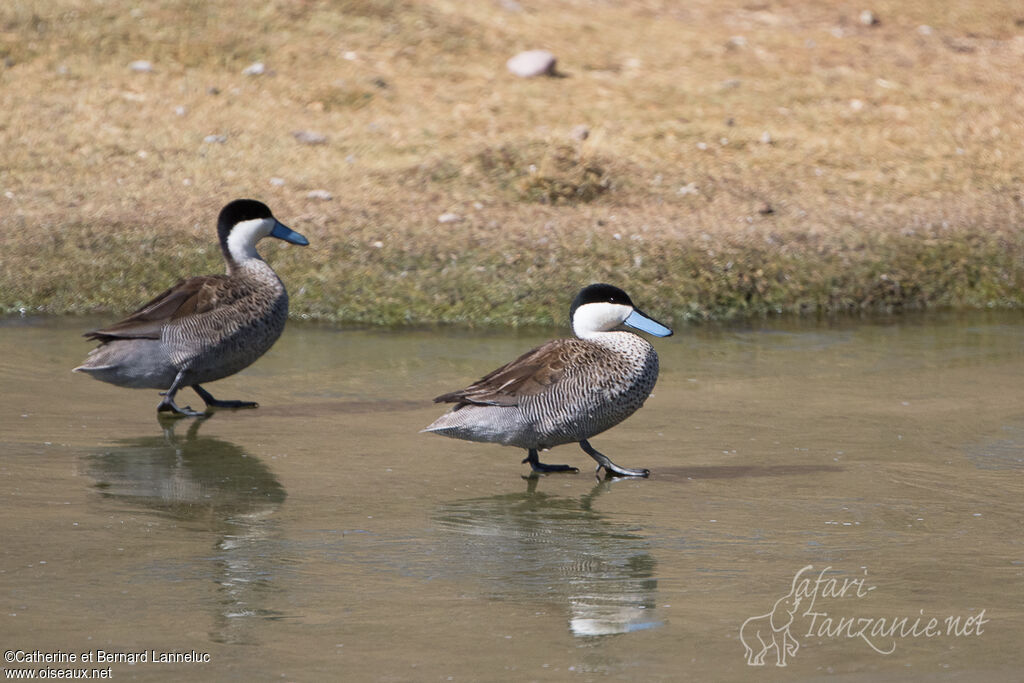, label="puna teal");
[73,199,309,416]
[423,284,672,477]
